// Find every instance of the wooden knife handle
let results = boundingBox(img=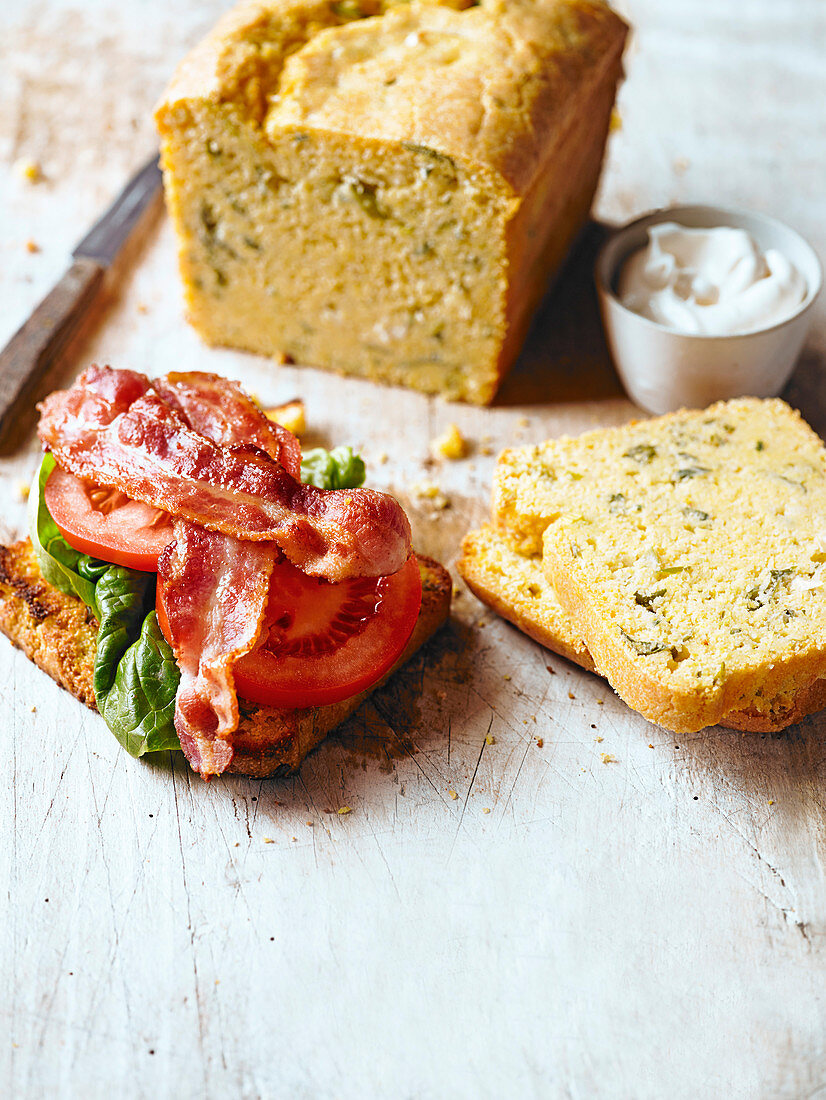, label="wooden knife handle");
[0,255,105,454]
